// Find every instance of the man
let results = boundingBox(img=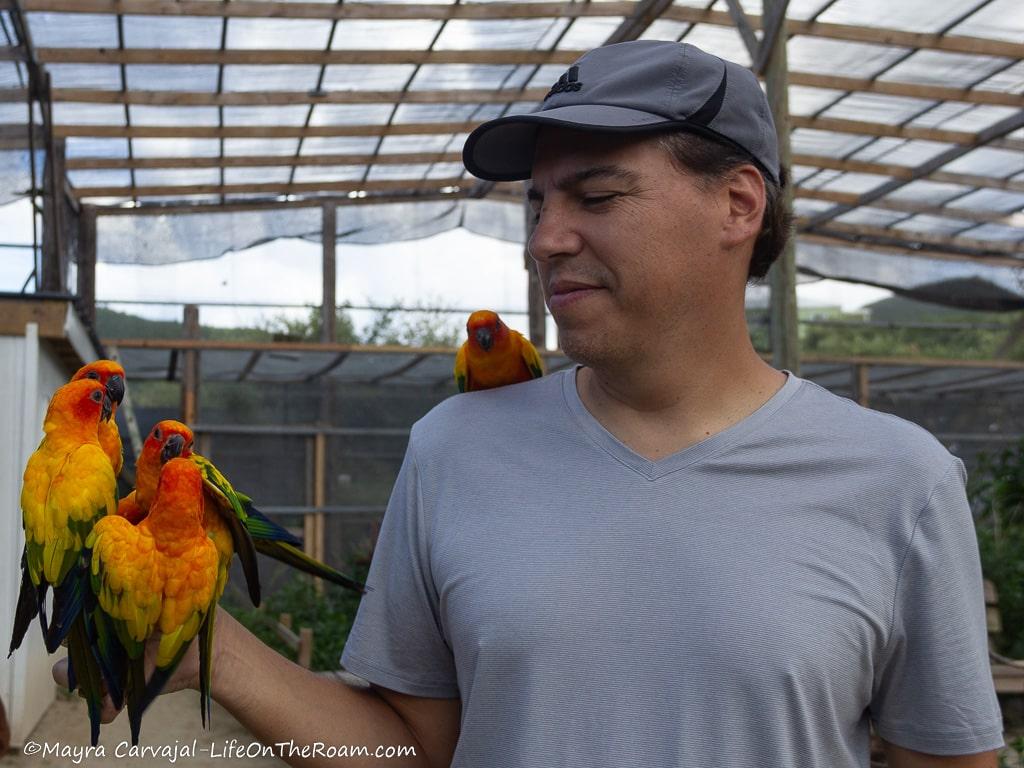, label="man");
[60,41,1001,767]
